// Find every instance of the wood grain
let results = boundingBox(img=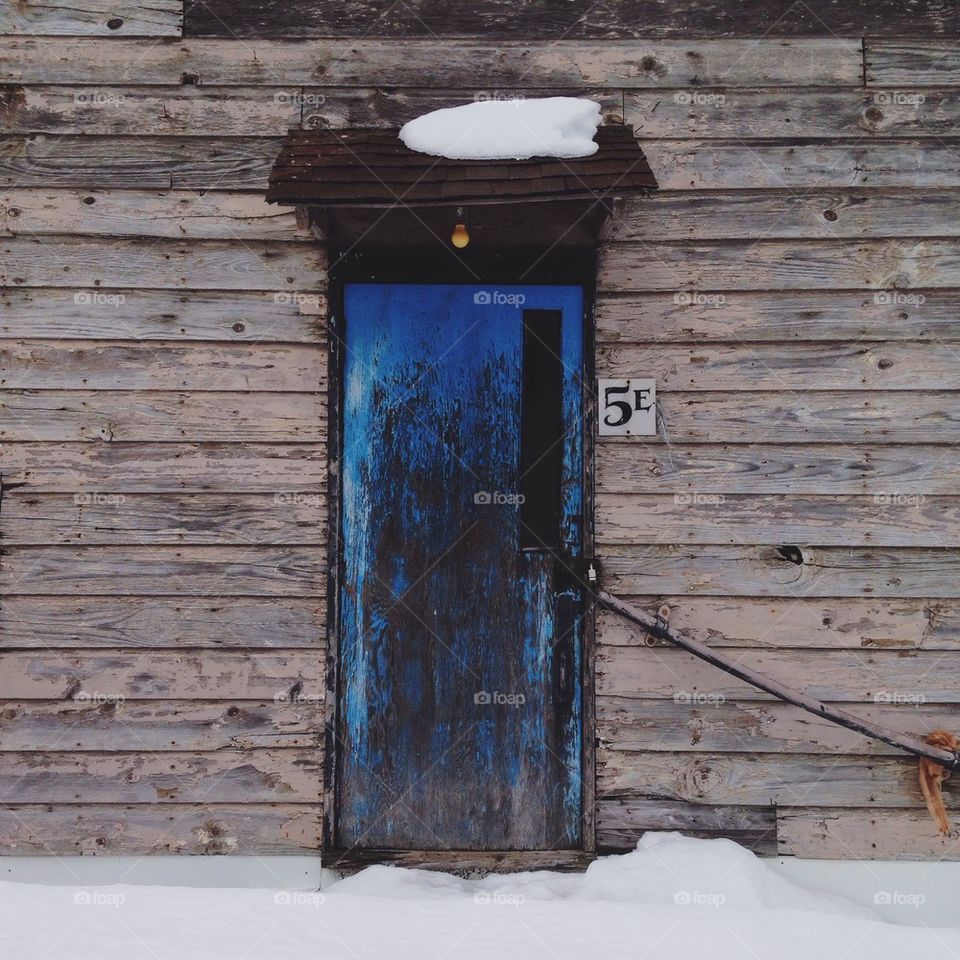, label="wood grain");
[0,442,326,491]
[0,699,322,749]
[0,651,323,699]
[626,89,960,140]
[595,291,960,342]
[601,544,960,598]
[0,750,322,802]
[0,803,322,854]
[866,41,960,87]
[180,0,960,40]
[598,750,954,807]
[1,84,619,134]
[623,391,960,444]
[598,342,960,391]
[0,546,325,596]
[597,493,960,547]
[596,596,960,650]
[0,238,326,290]
[0,597,324,647]
[0,135,280,190]
[1,492,325,545]
[595,443,960,495]
[605,190,960,241]
[1,0,181,36]
[646,141,960,190]
[0,288,326,342]
[1,85,300,136]
[0,38,862,87]
[1,189,307,240]
[0,391,325,441]
[598,697,960,755]
[597,645,960,703]
[778,808,960,859]
[0,342,326,391]
[598,240,960,292]
[596,798,776,853]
